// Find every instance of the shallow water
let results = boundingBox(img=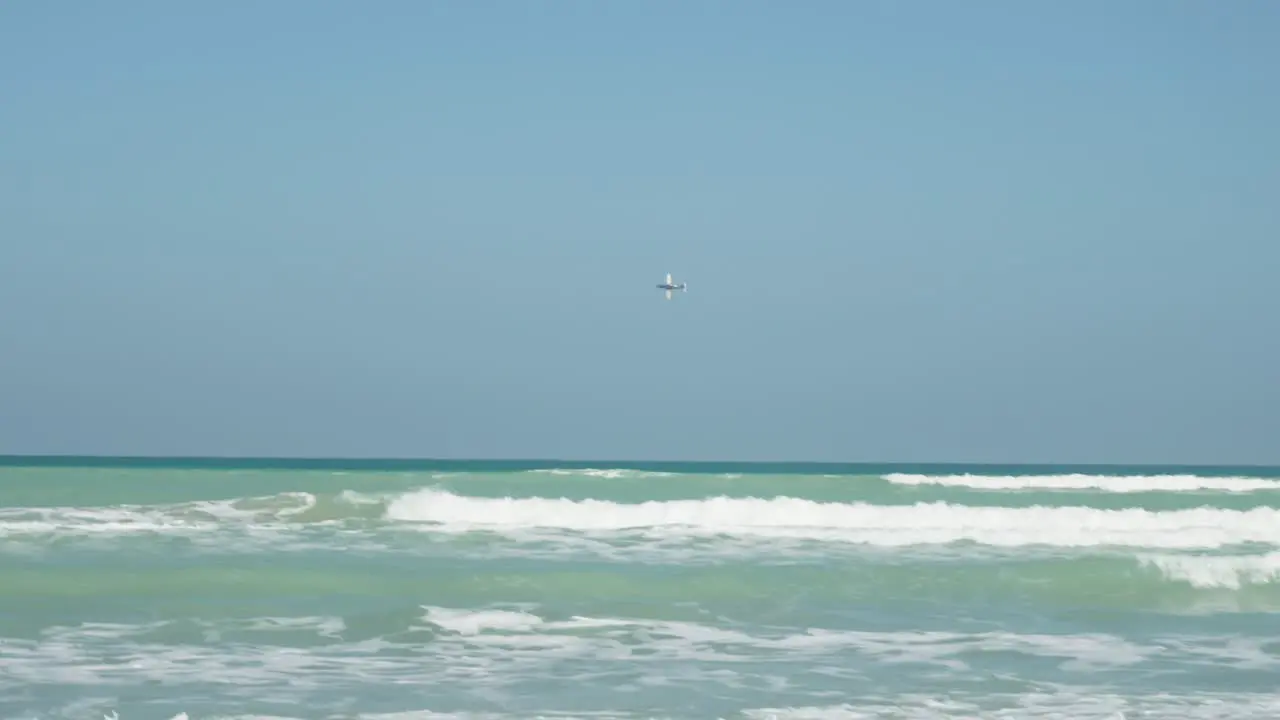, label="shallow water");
[2,459,1279,719]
